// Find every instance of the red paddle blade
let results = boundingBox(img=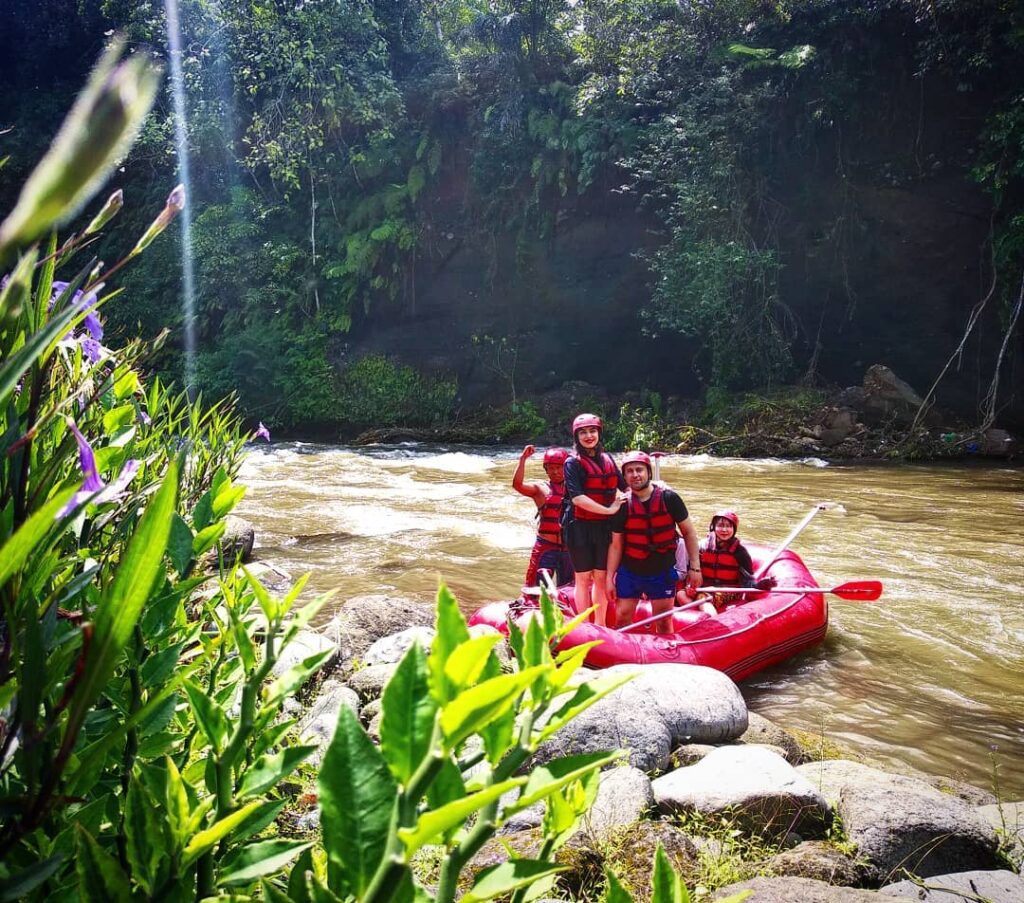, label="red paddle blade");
[831,580,883,601]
